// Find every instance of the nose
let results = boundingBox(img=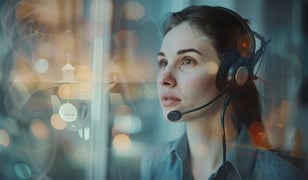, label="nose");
[158,68,177,87]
